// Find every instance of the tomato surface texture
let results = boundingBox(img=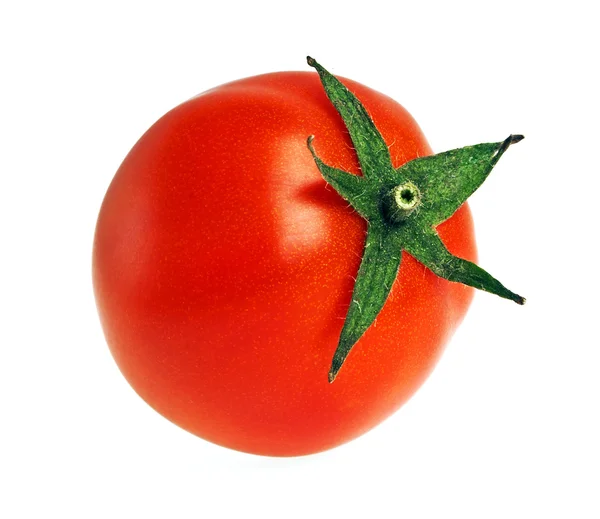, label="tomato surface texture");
[93,71,477,456]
